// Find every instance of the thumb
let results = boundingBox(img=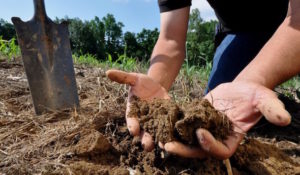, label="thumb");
[256,97,291,126]
[106,69,137,86]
